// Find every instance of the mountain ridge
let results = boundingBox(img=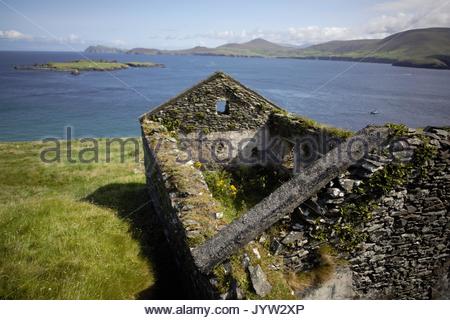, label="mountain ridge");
[85,28,450,69]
